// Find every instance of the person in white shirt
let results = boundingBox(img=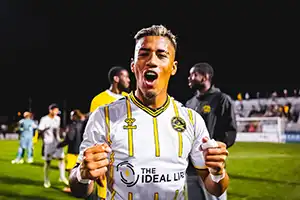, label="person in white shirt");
[69,25,229,200]
[38,103,68,188]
